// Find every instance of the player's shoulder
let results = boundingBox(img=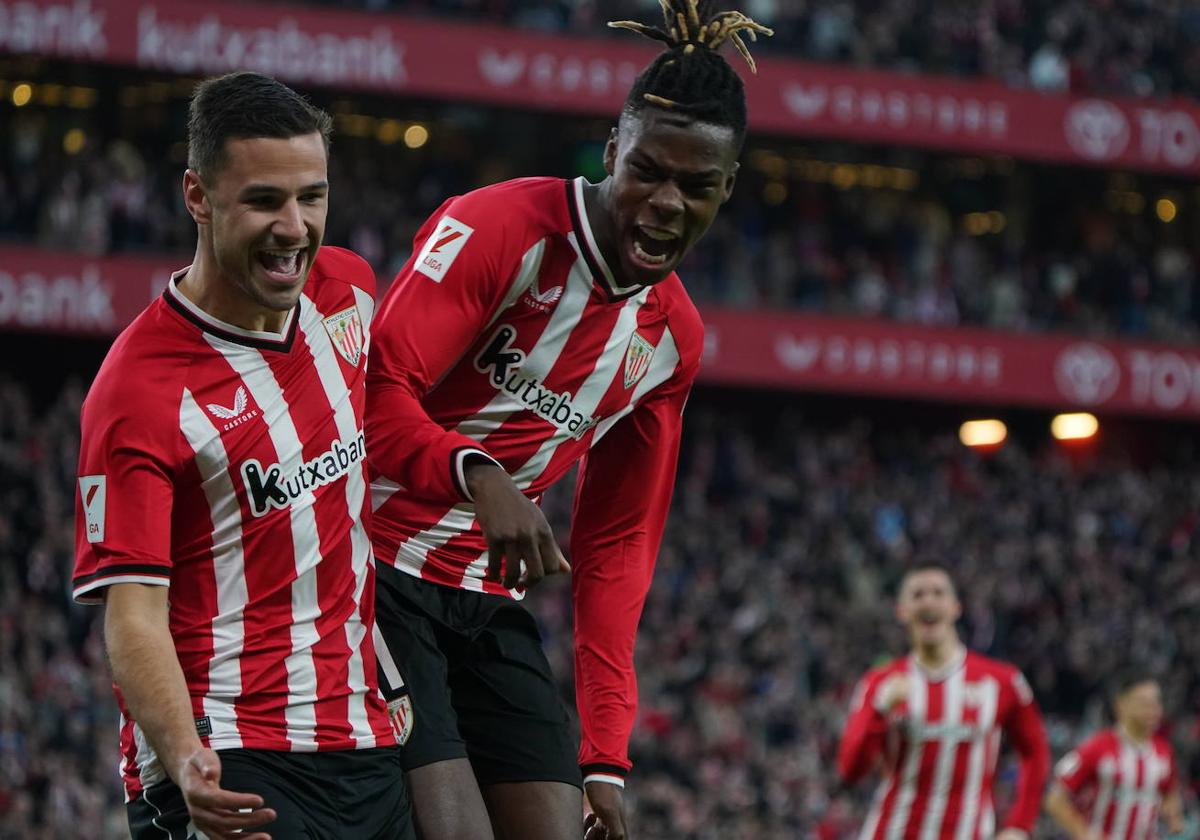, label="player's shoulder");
[310,245,376,298]
[1152,732,1176,757]
[84,298,197,424]
[862,655,908,684]
[444,176,567,233]
[651,276,705,372]
[965,649,1020,678]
